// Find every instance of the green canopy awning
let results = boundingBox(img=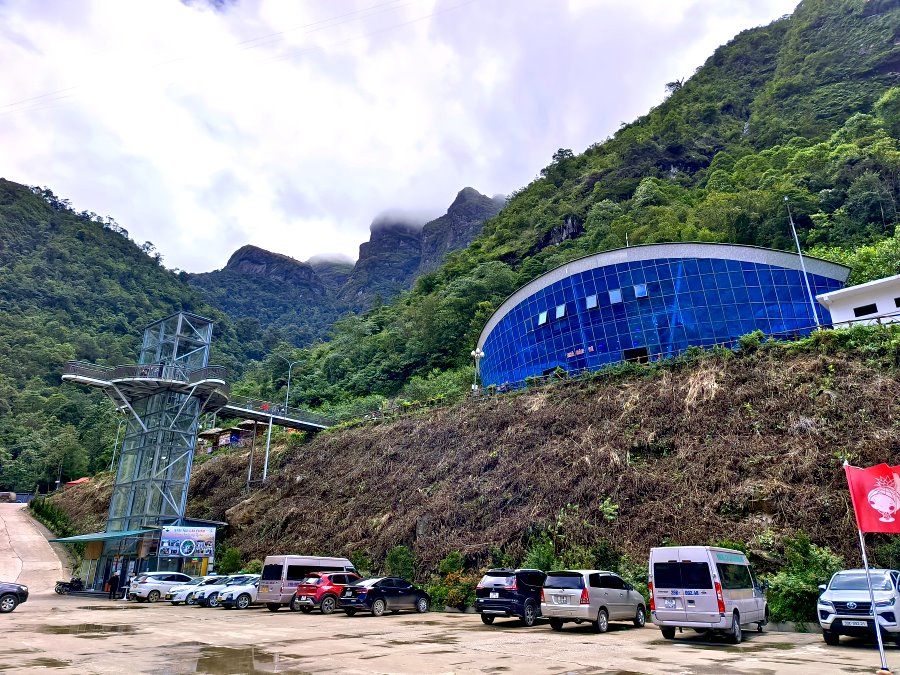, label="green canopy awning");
[48,528,157,543]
